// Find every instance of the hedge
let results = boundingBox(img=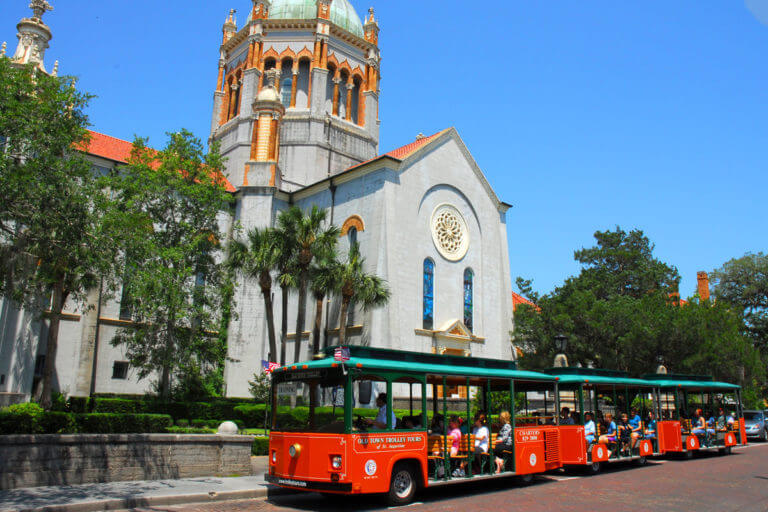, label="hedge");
[252,436,269,455]
[166,426,215,434]
[0,411,173,435]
